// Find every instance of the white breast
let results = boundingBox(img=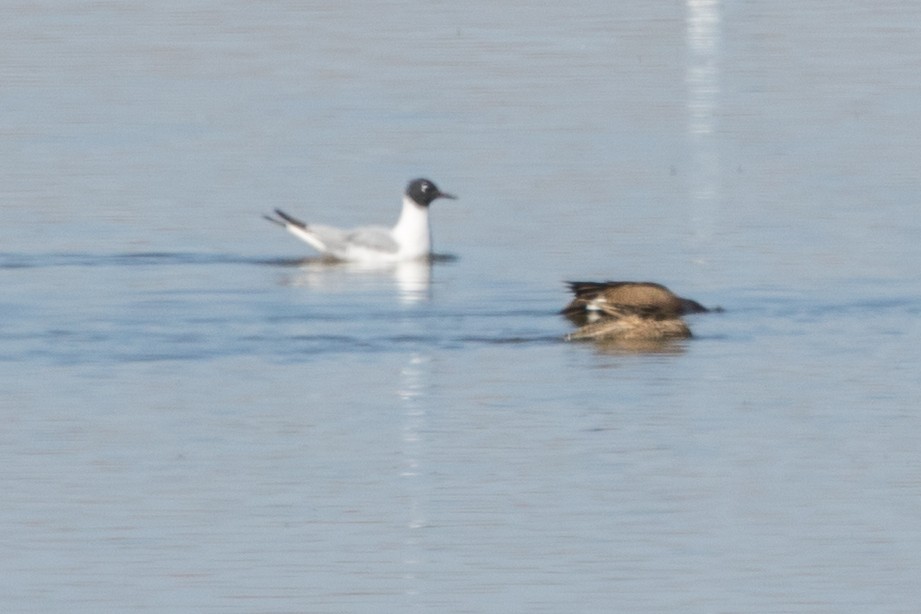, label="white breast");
[389,196,432,259]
